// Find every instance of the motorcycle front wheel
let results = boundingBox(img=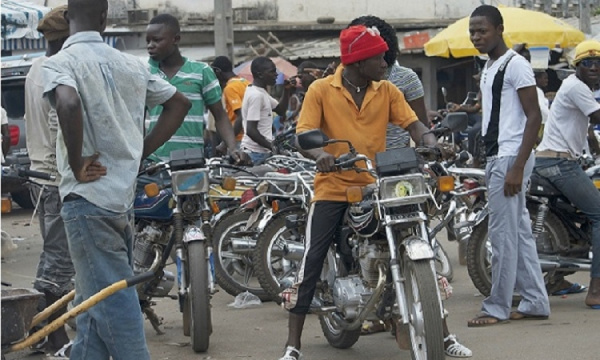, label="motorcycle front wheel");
[403,255,445,360]
[186,242,212,352]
